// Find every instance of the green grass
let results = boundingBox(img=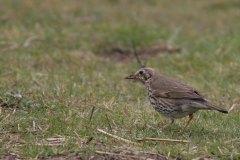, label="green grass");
[0,0,240,159]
